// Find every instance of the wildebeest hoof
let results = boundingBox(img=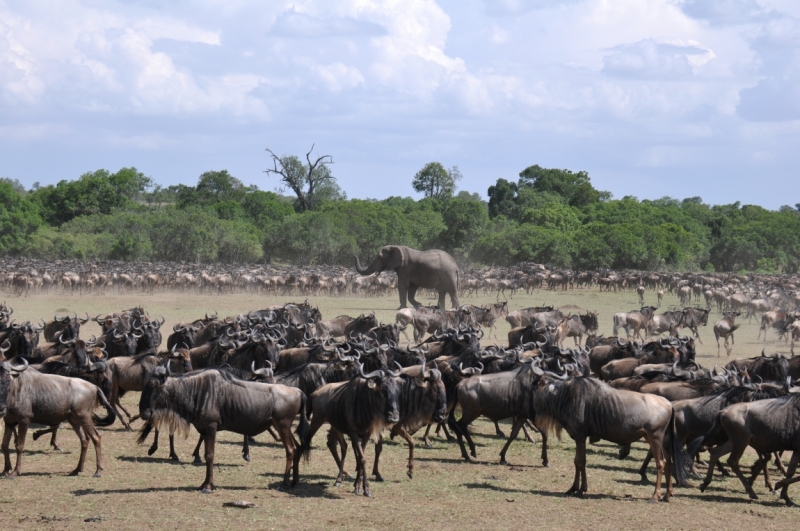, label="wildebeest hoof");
[499,459,507,465]
[373,475,384,482]
[170,454,180,462]
[647,498,659,504]
[424,443,433,449]
[699,483,708,492]
[4,473,15,480]
[496,431,506,438]
[542,462,549,468]
[192,458,203,466]
[93,472,102,478]
[749,493,759,500]
[243,455,251,462]
[54,446,63,452]
[364,490,372,498]
[147,446,157,456]
[640,475,649,484]
[200,486,213,494]
[407,471,413,479]
[69,469,81,476]
[334,480,342,487]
